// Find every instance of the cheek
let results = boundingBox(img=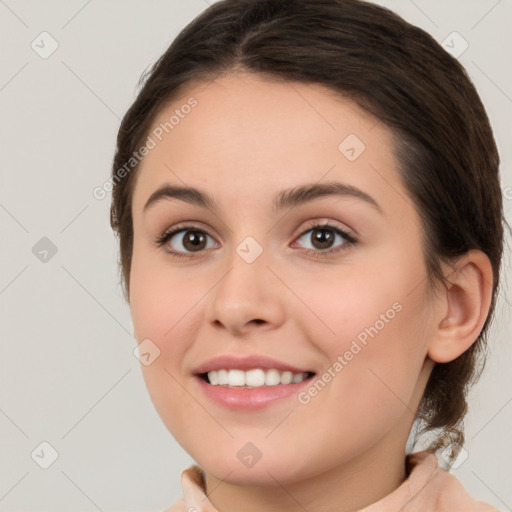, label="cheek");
[129,251,194,409]
[288,298,429,474]
[290,260,426,357]
[129,246,203,344]
[325,304,428,409]
[290,249,430,416]
[129,247,226,426]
